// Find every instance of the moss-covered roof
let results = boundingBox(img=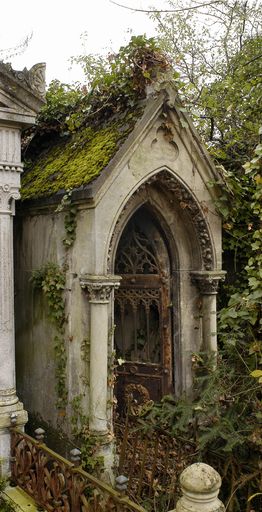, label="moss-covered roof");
[21,108,144,201]
[21,36,172,201]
